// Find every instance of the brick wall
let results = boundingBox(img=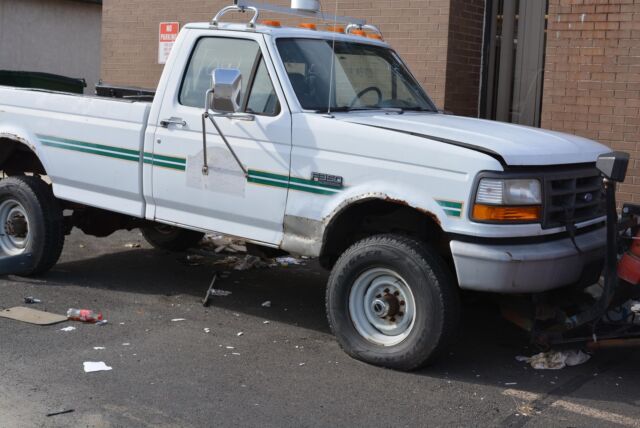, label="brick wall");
[541,0,640,203]
[443,0,485,116]
[101,0,454,108]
